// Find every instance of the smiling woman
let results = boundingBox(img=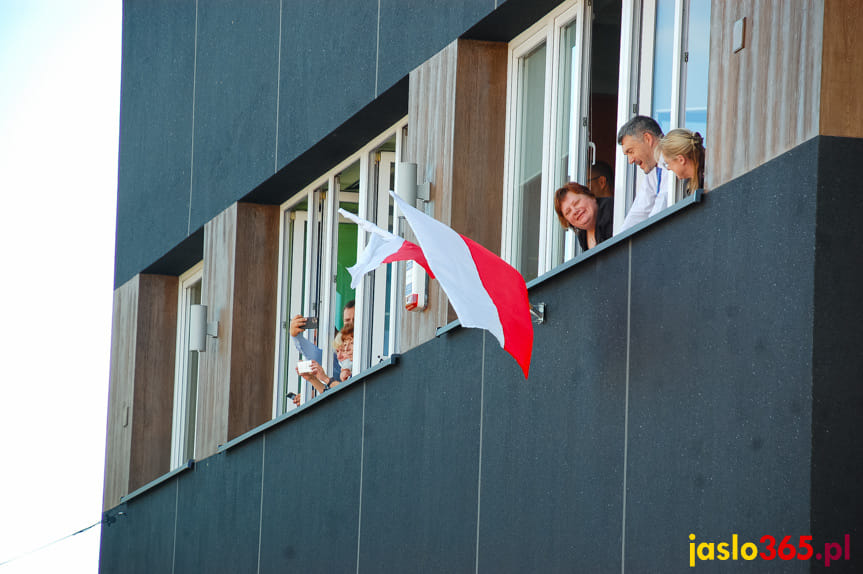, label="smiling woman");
[552,182,614,251]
